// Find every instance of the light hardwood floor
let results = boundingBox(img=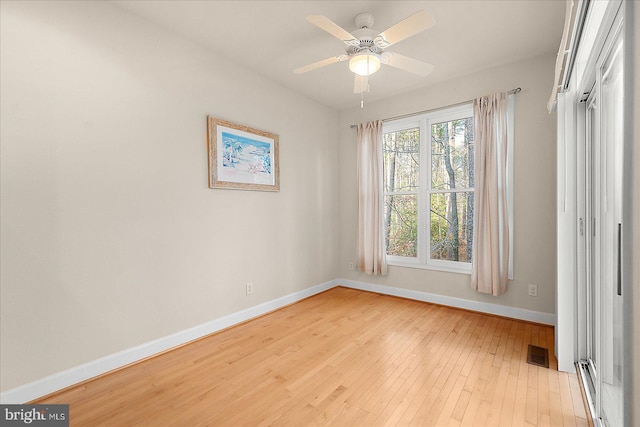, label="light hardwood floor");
[35,287,589,426]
